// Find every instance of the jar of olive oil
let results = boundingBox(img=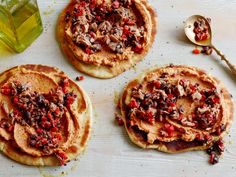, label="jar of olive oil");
[0,0,43,52]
